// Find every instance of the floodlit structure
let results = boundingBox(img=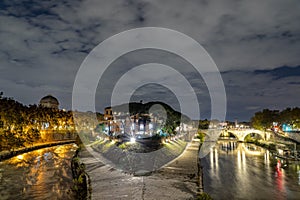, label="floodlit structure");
[39,95,59,109]
[102,107,162,137]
